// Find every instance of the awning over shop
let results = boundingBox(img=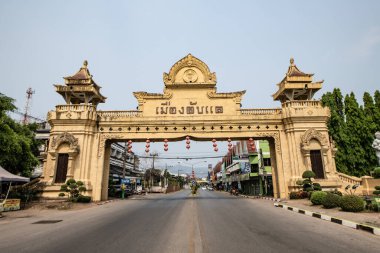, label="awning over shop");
[227,162,240,173]
[0,166,30,183]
